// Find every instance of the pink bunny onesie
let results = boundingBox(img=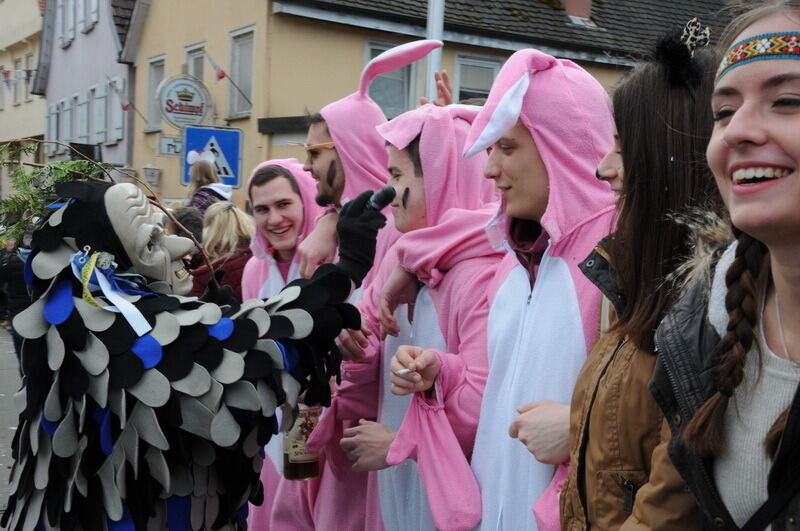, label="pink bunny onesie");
[464,48,616,531]
[312,104,497,531]
[394,49,617,530]
[241,158,321,527]
[253,41,443,531]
